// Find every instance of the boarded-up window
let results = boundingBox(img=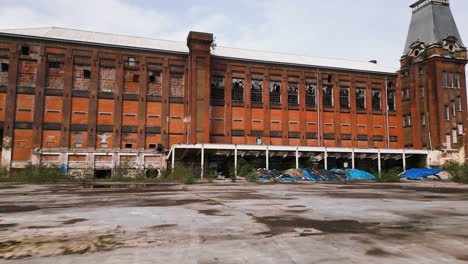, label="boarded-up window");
[170,73,184,97]
[99,66,116,92]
